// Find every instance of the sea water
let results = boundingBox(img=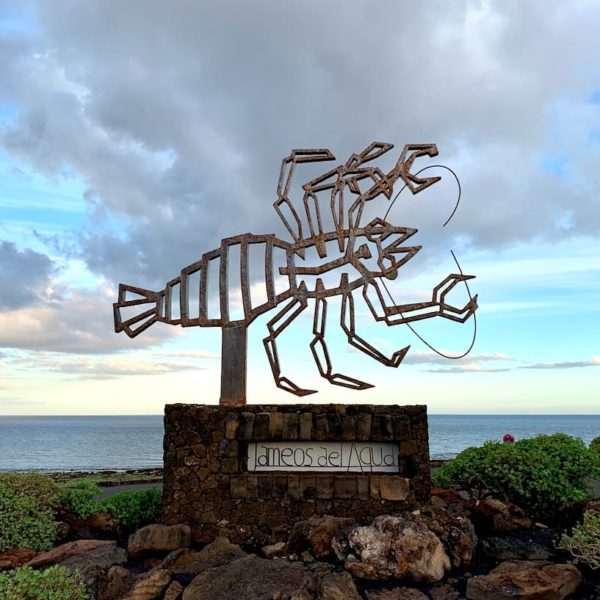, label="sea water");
[0,414,598,471]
